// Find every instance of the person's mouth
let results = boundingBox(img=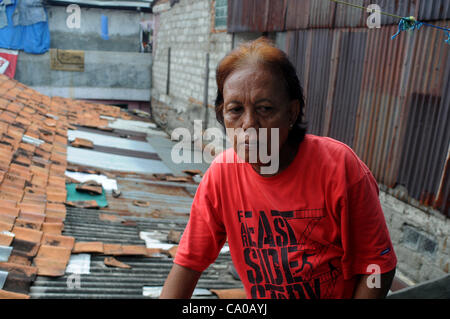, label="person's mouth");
[239,140,258,149]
